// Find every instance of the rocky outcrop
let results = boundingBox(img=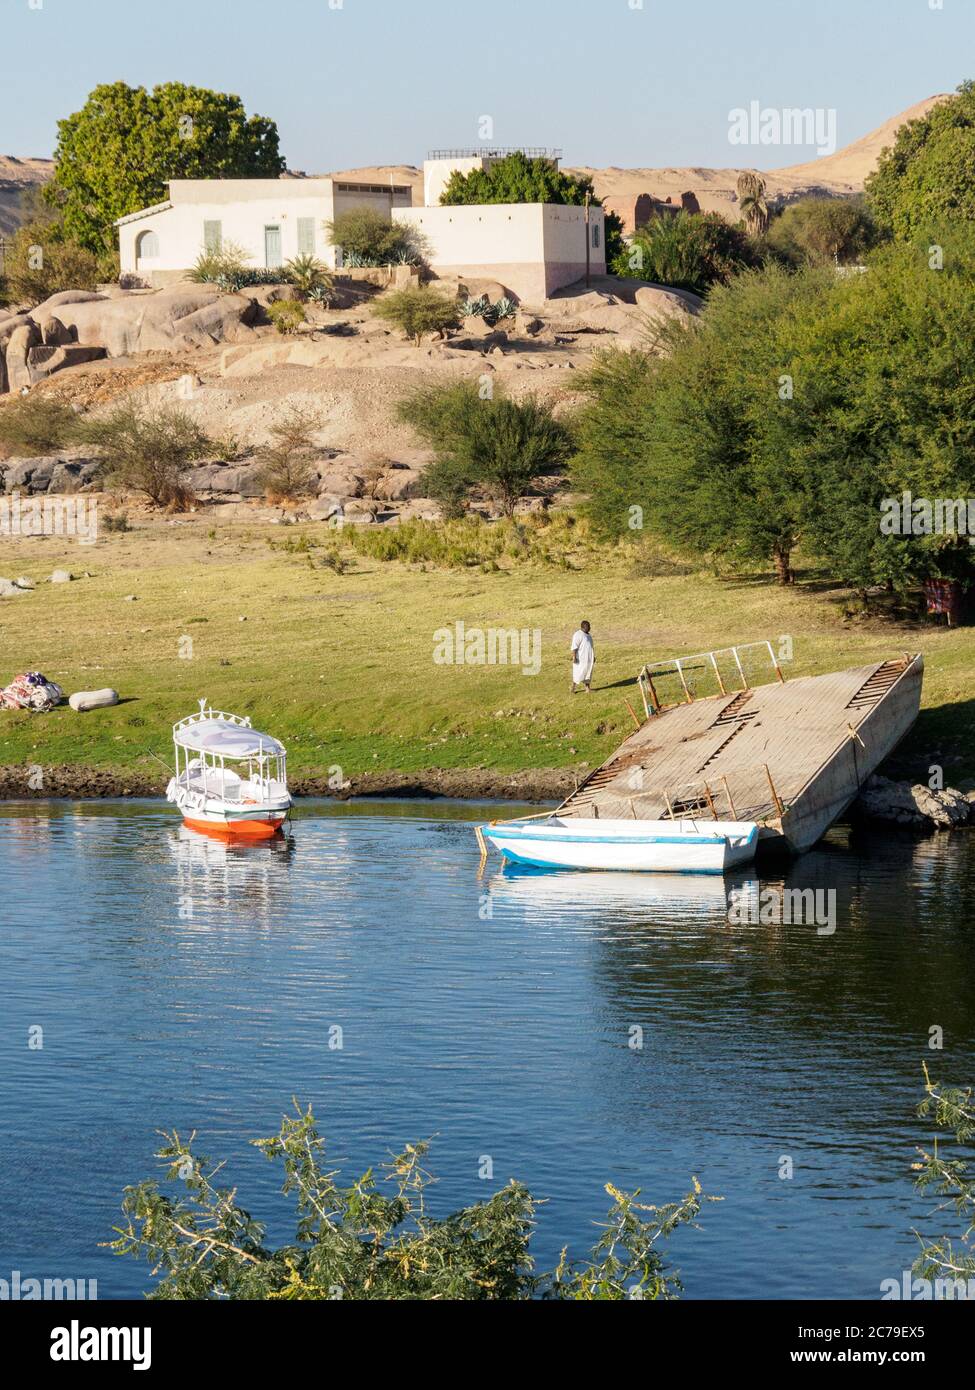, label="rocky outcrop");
[1,284,263,395]
[856,775,973,829]
[0,454,101,495]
